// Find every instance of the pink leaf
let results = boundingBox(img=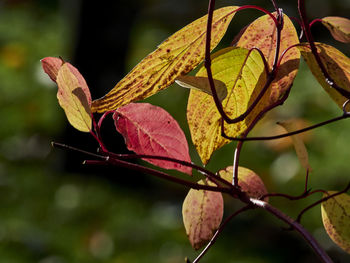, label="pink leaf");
[113,103,192,175]
[41,57,92,105]
[41,57,63,82]
[182,180,224,250]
